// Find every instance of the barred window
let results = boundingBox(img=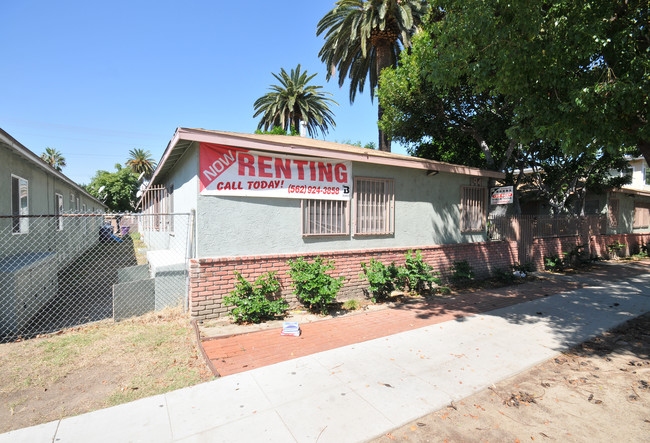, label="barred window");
[608,199,619,228]
[461,186,486,232]
[11,175,29,234]
[302,199,349,236]
[633,202,650,228]
[354,177,394,235]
